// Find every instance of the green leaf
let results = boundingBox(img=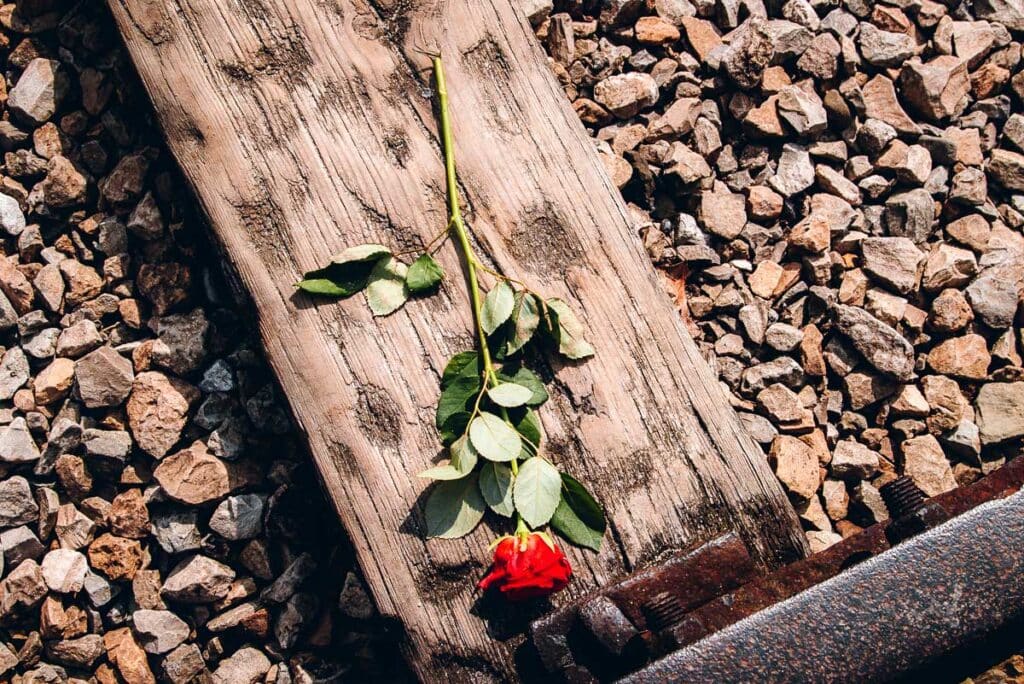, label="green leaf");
[418,435,478,480]
[547,298,595,360]
[442,352,479,388]
[508,292,541,354]
[500,367,549,407]
[297,260,376,298]
[331,243,391,265]
[424,472,485,539]
[439,412,470,446]
[436,376,481,430]
[513,458,561,528]
[469,412,521,462]
[366,257,409,316]
[482,281,515,335]
[406,253,444,294]
[550,473,605,551]
[479,462,515,517]
[487,382,533,408]
[515,409,543,452]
